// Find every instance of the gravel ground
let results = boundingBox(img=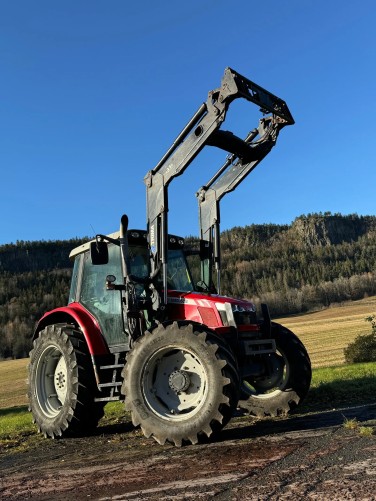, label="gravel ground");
[1,403,376,500]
